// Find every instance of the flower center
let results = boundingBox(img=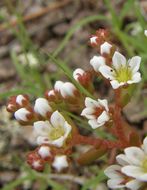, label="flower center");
[49,126,65,140]
[142,158,147,172]
[115,66,132,82]
[94,107,104,117]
